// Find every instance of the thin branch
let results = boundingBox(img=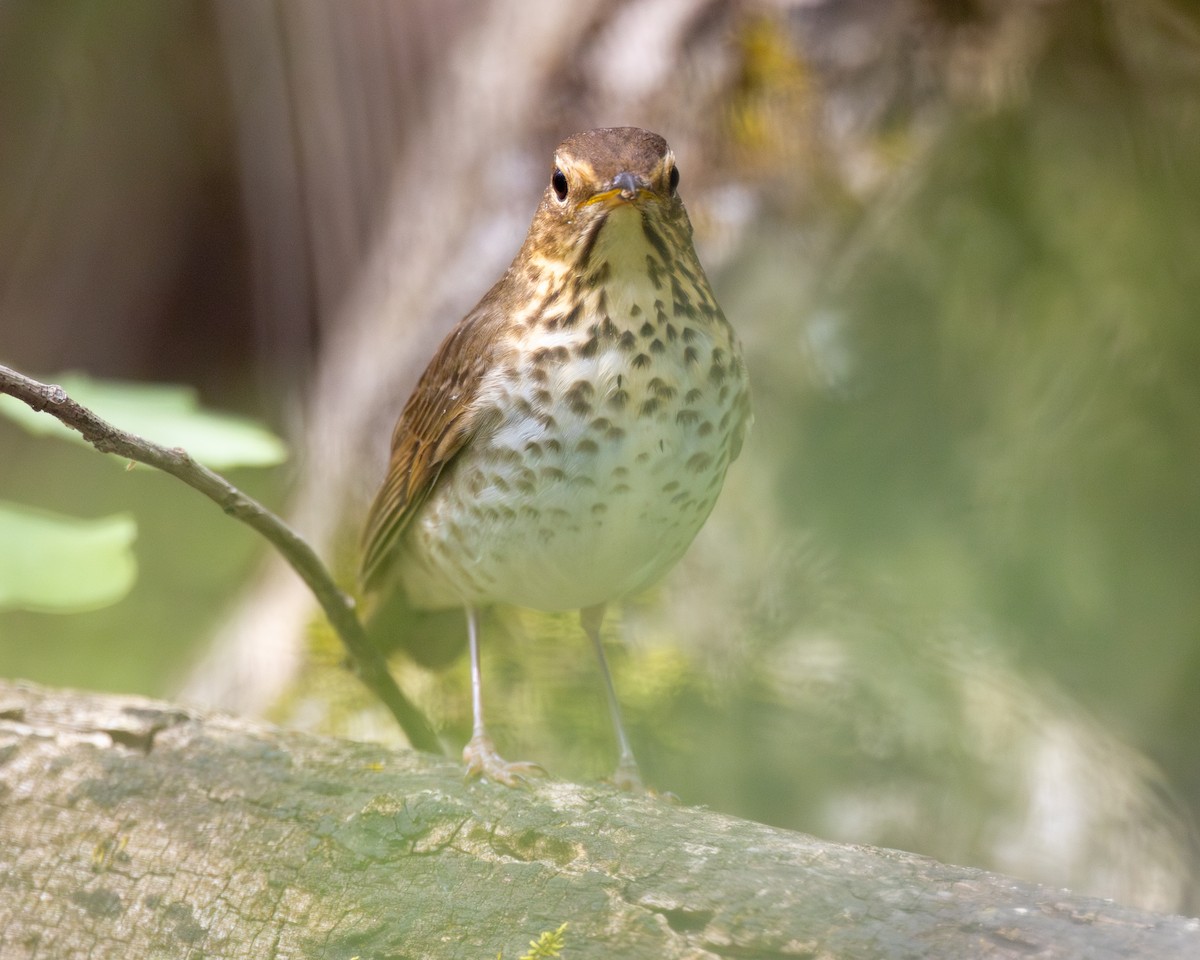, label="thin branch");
[0,362,442,754]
